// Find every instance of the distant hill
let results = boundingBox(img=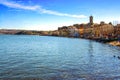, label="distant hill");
[0,29,21,34]
[0,29,53,36]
